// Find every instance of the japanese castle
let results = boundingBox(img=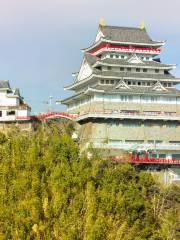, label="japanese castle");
[0,80,31,122]
[62,21,180,160]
